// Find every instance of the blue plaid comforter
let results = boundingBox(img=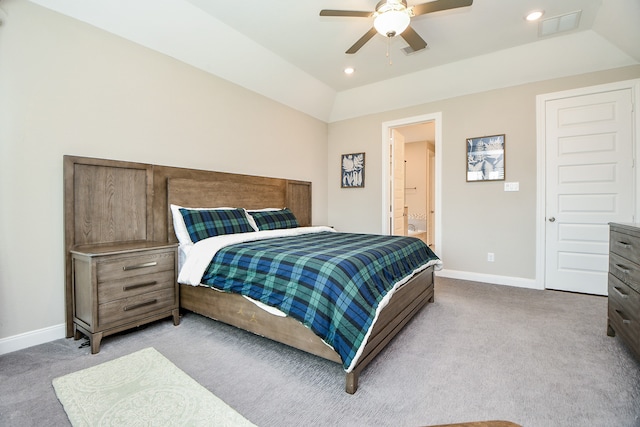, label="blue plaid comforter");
[200,231,441,371]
